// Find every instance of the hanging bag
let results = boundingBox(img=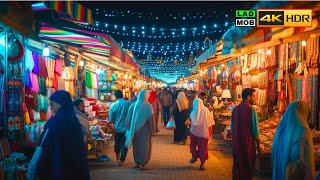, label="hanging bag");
[27,129,49,180]
[166,117,176,130]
